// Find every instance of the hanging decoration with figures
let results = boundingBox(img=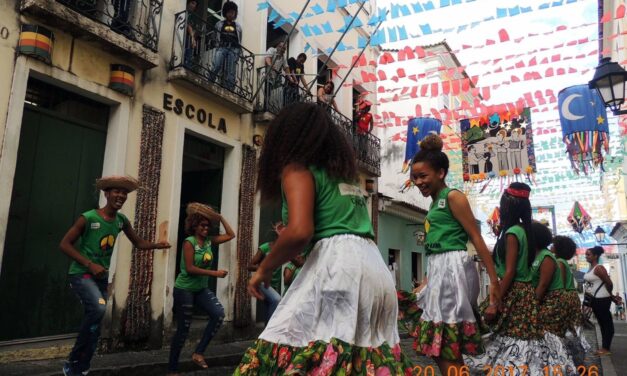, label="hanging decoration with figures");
[460,107,537,193]
[567,201,591,233]
[558,85,609,175]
